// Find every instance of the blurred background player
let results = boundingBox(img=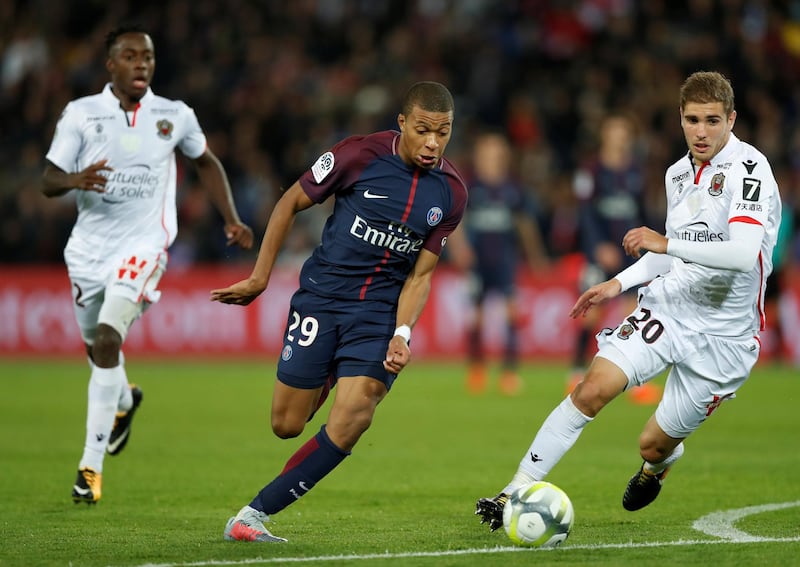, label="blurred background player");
[41,24,254,505]
[568,114,661,404]
[449,131,548,395]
